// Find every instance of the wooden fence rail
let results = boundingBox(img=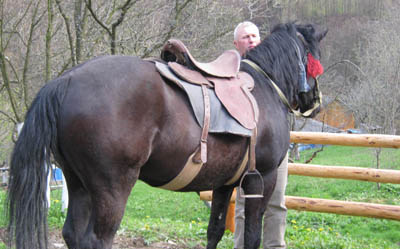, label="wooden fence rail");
[200,132,400,232]
[290,131,400,148]
[286,196,400,220]
[289,163,400,184]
